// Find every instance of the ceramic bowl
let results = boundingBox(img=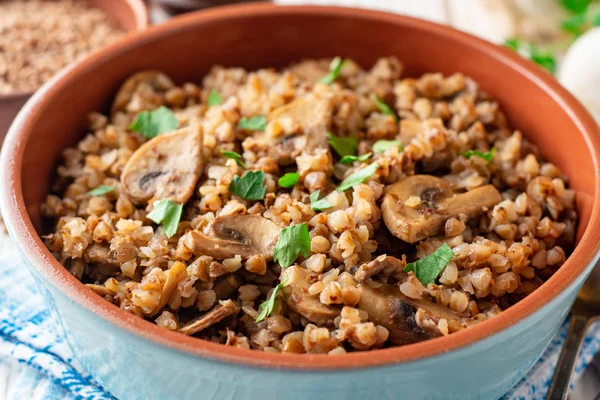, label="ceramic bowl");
[2,4,600,400]
[0,0,148,144]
